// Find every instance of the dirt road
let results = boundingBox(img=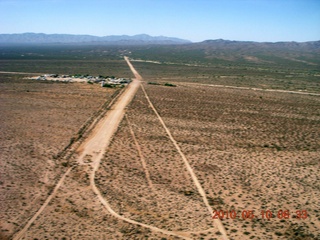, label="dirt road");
[124,56,143,80]
[183,82,320,96]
